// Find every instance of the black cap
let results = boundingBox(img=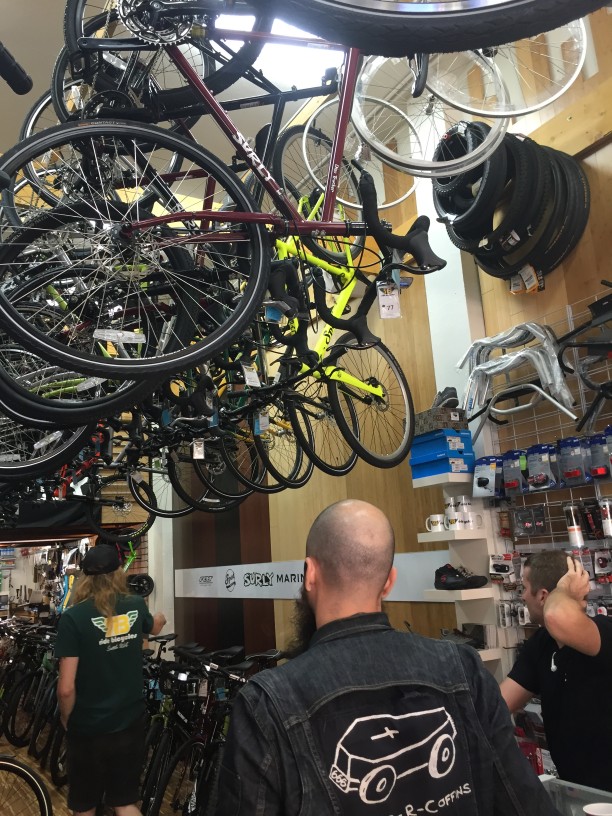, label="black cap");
[82,545,121,576]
